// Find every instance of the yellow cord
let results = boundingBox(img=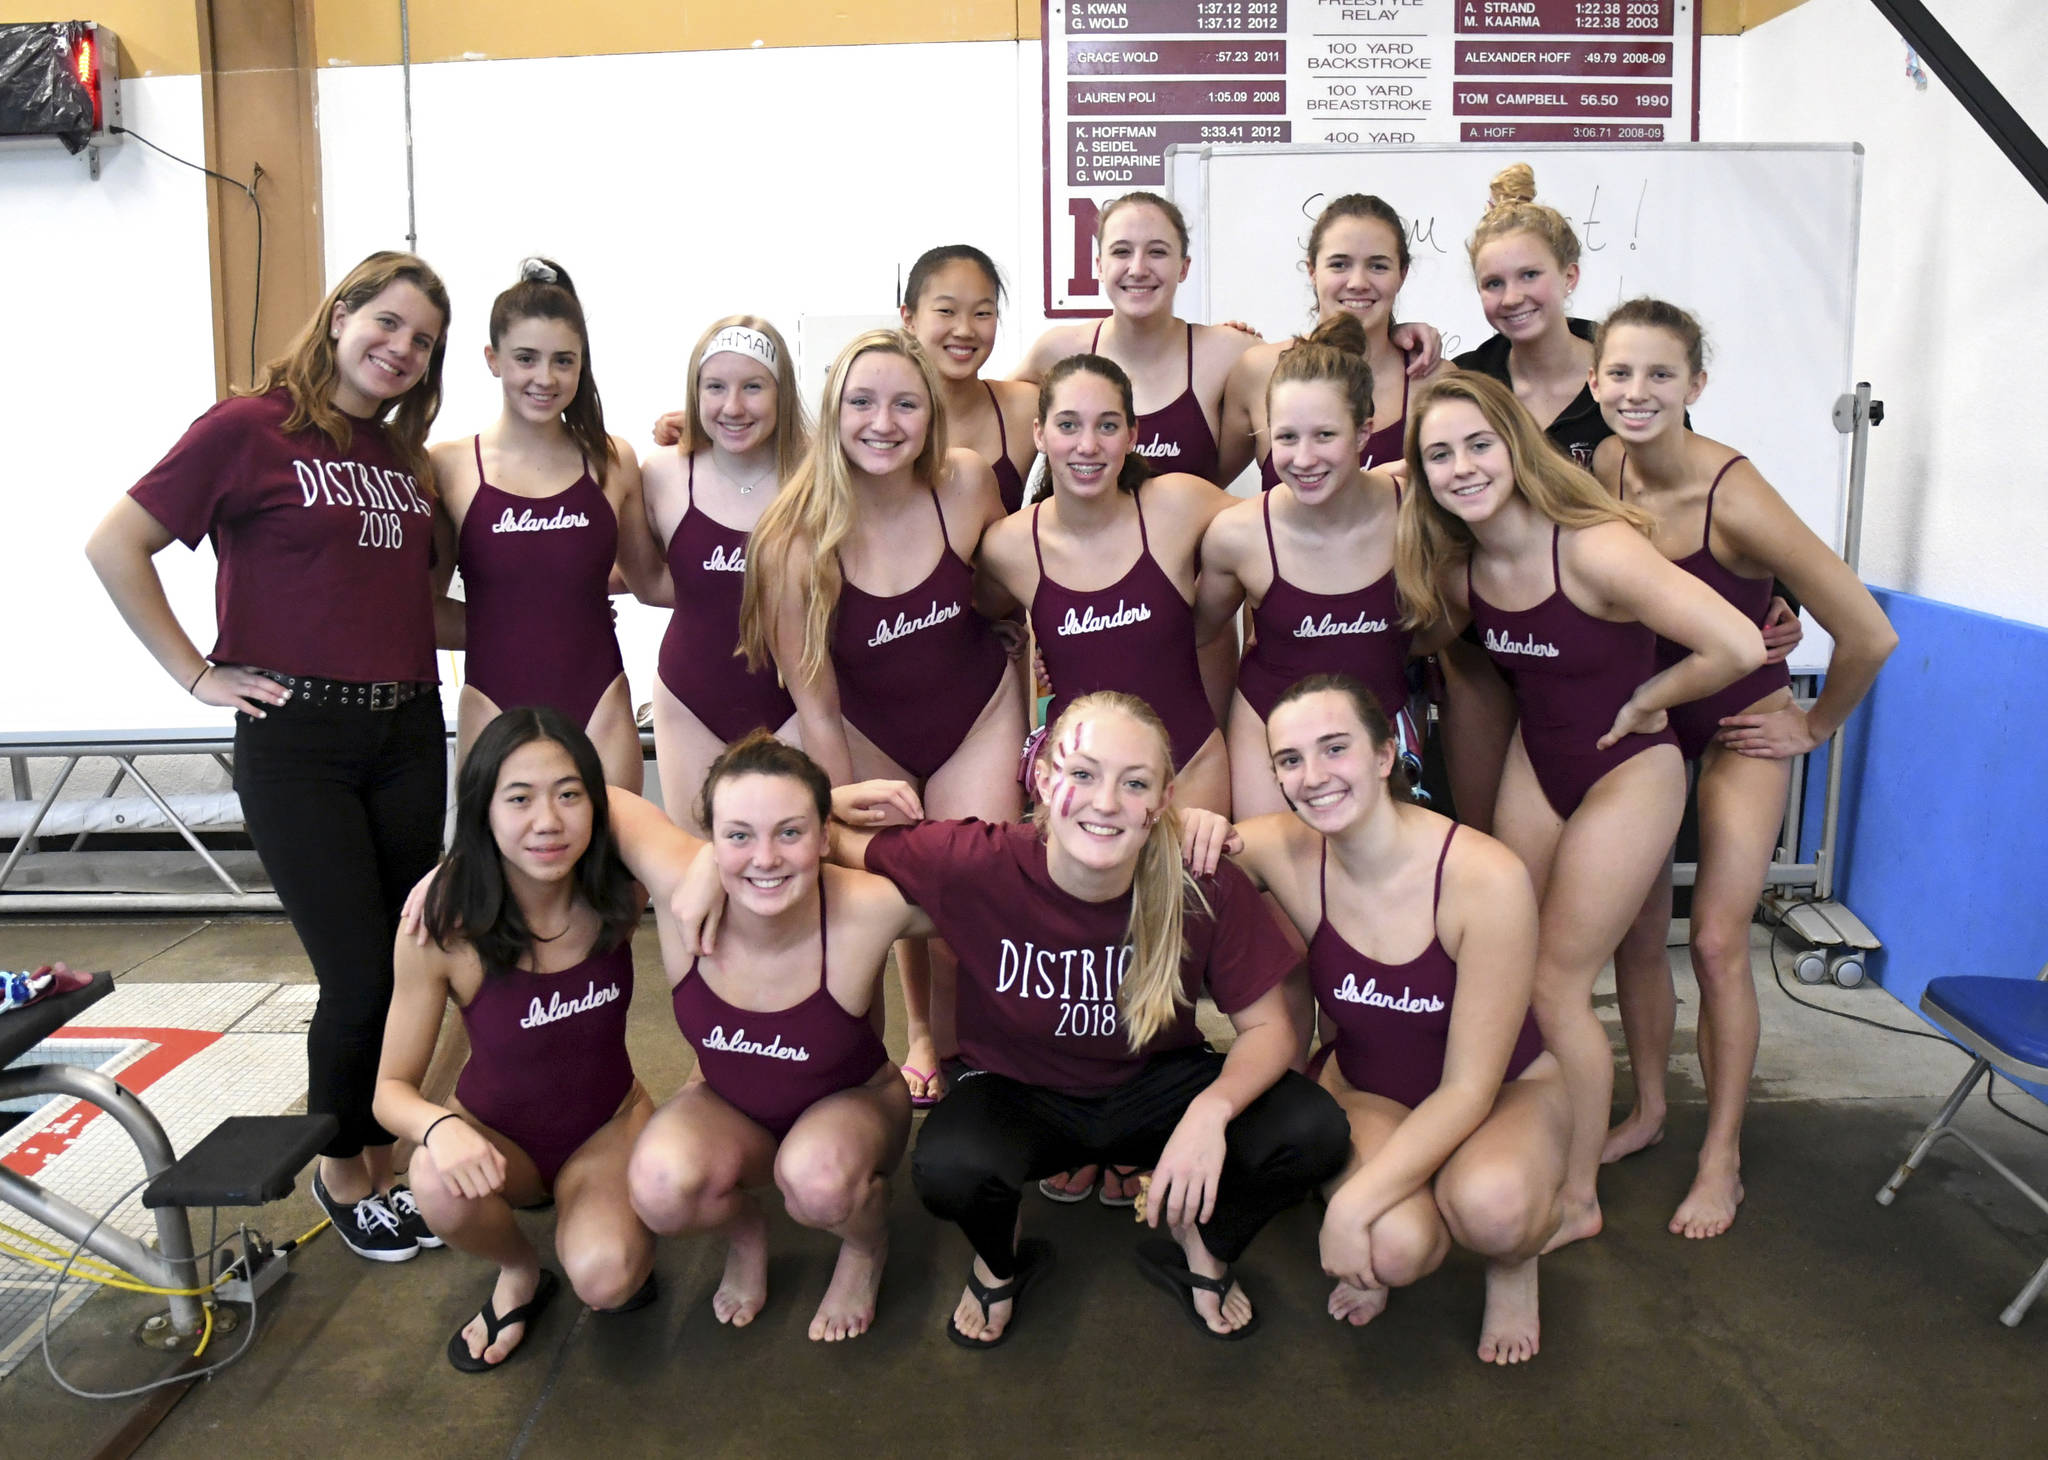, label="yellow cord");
[0,1214,331,1297]
[191,1300,215,1358]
